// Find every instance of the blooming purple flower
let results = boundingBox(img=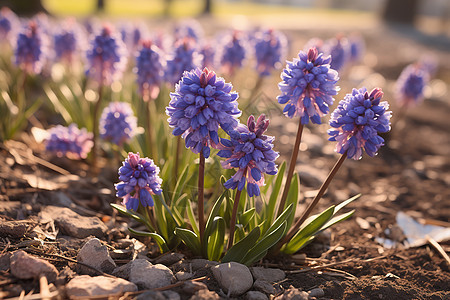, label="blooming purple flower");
[14,21,48,74]
[395,64,429,108]
[0,7,19,43]
[165,38,201,85]
[135,40,165,101]
[166,67,241,158]
[277,47,339,124]
[174,19,204,42]
[45,124,93,160]
[100,102,137,145]
[348,34,365,63]
[53,20,84,64]
[324,36,350,72]
[253,29,287,77]
[328,87,391,160]
[218,115,278,197]
[304,37,324,53]
[217,31,247,76]
[86,25,128,86]
[115,152,162,211]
